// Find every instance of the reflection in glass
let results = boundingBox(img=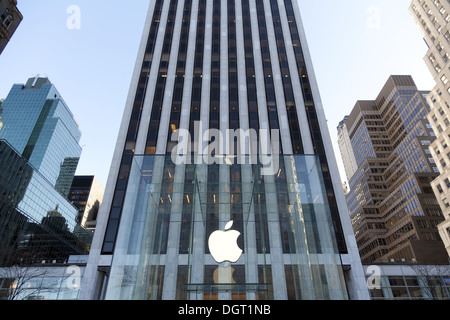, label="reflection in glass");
[105,154,348,300]
[0,140,91,267]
